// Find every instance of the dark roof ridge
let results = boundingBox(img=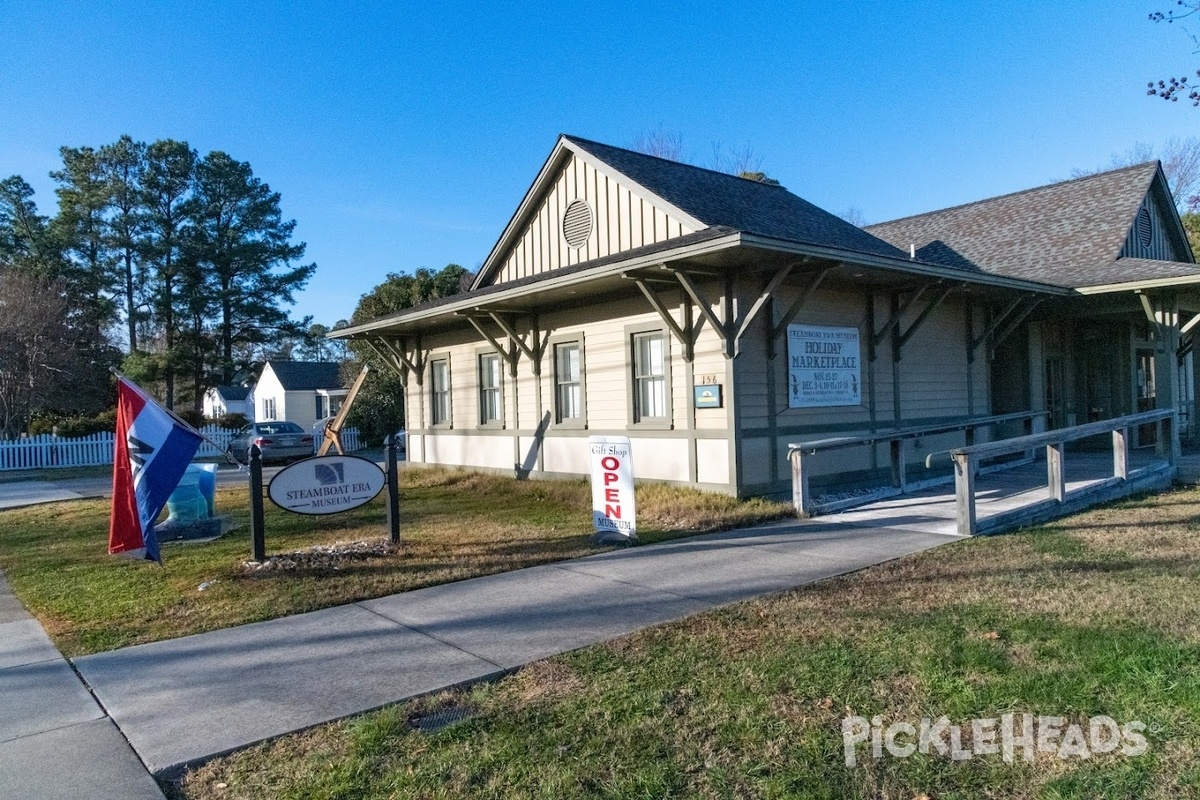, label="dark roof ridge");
[562,134,791,189]
[867,160,1161,229]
